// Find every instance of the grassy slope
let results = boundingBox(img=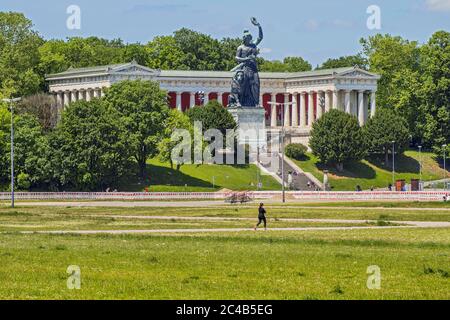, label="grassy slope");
[293,150,446,191]
[120,159,281,192]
